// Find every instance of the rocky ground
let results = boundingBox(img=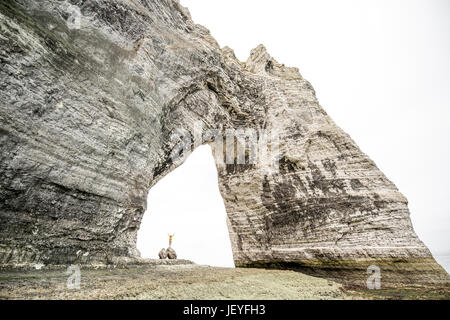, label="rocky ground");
[0,262,448,300]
